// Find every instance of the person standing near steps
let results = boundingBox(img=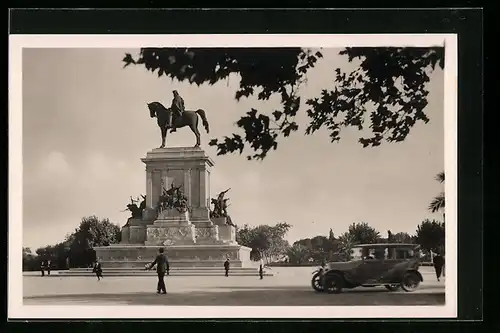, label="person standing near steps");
[147,248,170,294]
[93,258,103,281]
[259,258,264,280]
[224,258,230,277]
